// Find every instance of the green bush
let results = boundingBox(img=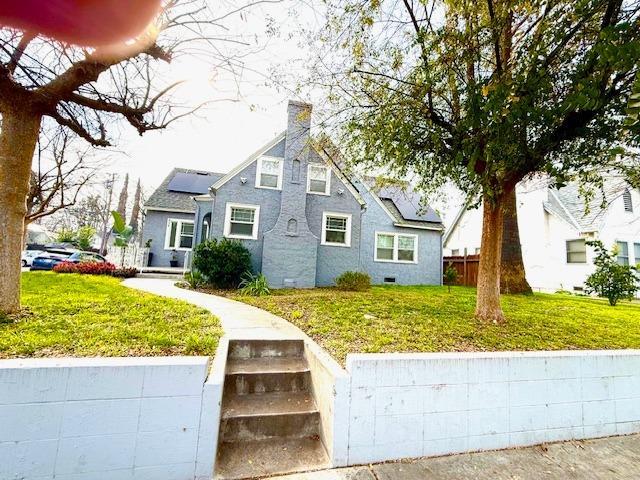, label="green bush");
[443,262,458,292]
[183,270,206,289]
[585,240,640,306]
[192,239,252,288]
[239,273,271,296]
[335,271,371,291]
